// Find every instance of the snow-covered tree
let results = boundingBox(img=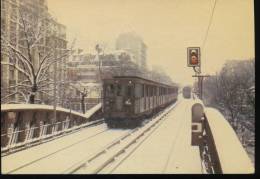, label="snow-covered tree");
[202,59,255,132]
[1,8,74,104]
